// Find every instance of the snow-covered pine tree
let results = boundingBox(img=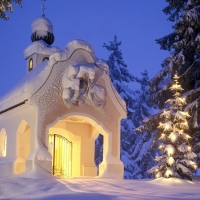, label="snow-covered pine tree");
[148,74,197,180]
[124,70,157,179]
[0,0,22,20]
[95,35,157,178]
[145,0,200,167]
[95,35,137,172]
